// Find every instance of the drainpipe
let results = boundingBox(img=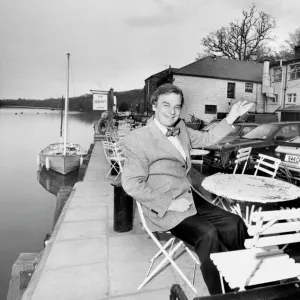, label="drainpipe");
[283,62,288,108]
[279,60,284,107]
[262,59,272,113]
